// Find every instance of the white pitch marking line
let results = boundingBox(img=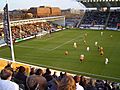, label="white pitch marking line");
[15,45,50,51]
[50,35,83,51]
